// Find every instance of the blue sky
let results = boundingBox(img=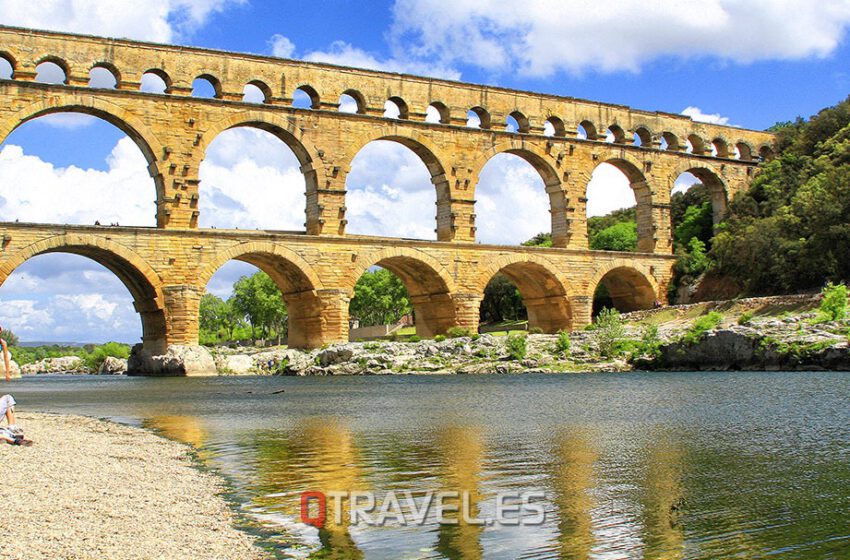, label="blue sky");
[1,0,849,344]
